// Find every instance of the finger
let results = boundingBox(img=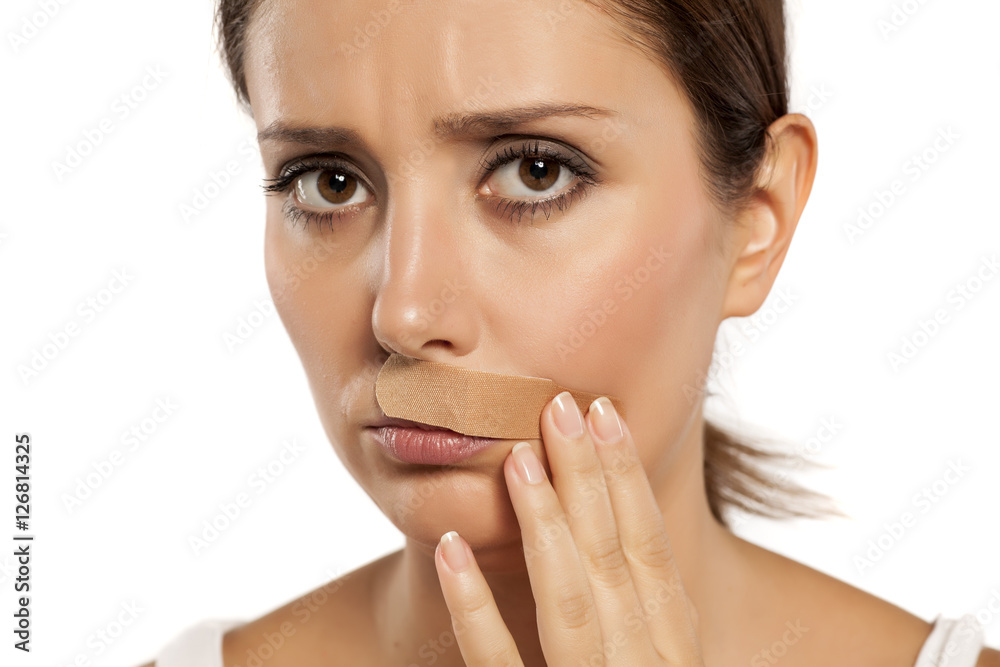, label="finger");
[539,392,653,659]
[587,397,703,664]
[504,440,606,661]
[434,530,524,666]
